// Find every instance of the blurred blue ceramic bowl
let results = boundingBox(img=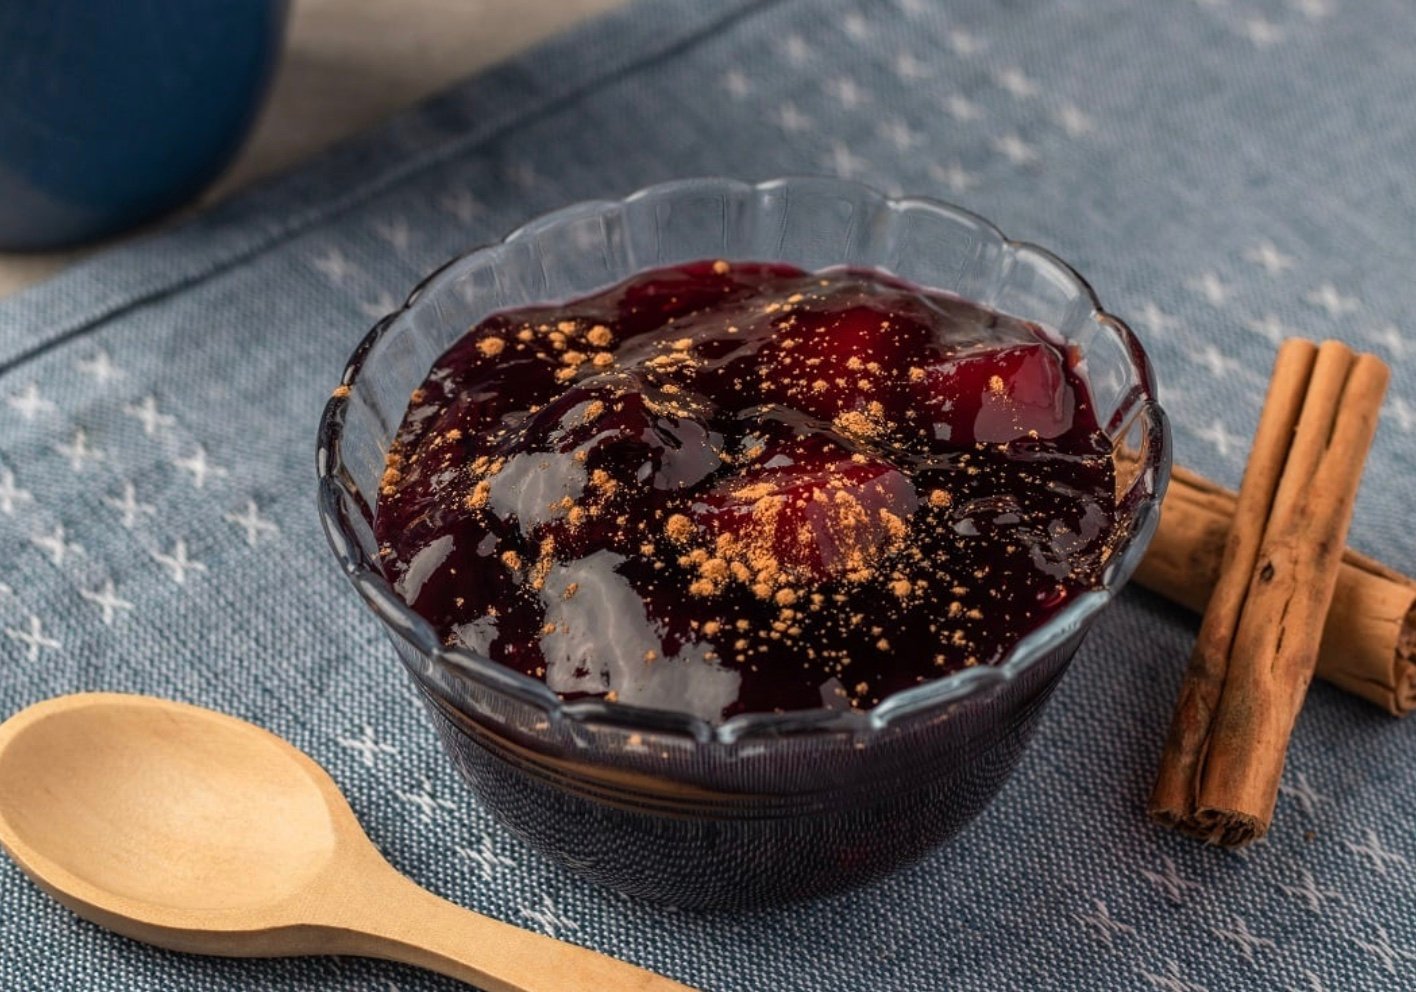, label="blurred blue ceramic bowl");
[0,0,289,250]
